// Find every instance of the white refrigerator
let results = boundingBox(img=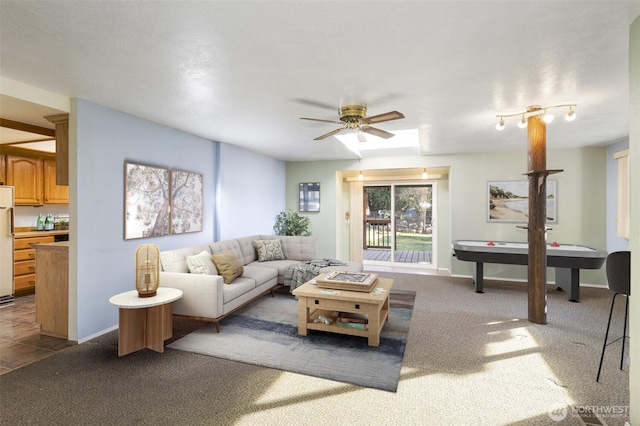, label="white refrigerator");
[0,186,15,304]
